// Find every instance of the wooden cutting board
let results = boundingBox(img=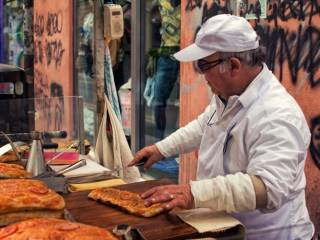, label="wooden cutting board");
[64,179,242,240]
